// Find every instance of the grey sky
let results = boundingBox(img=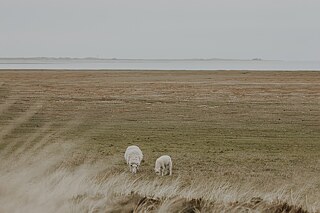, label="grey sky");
[1,0,320,60]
